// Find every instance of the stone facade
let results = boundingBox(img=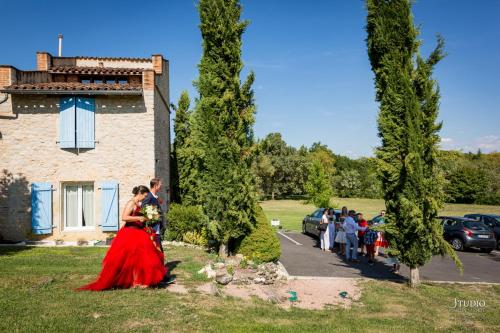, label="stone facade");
[0,54,170,242]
